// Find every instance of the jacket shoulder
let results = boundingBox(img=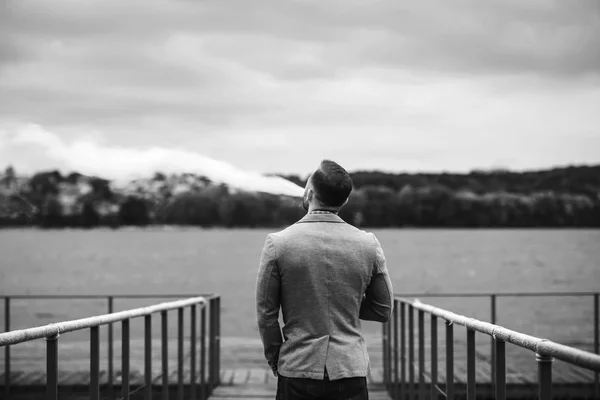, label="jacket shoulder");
[271,220,377,242]
[268,223,301,242]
